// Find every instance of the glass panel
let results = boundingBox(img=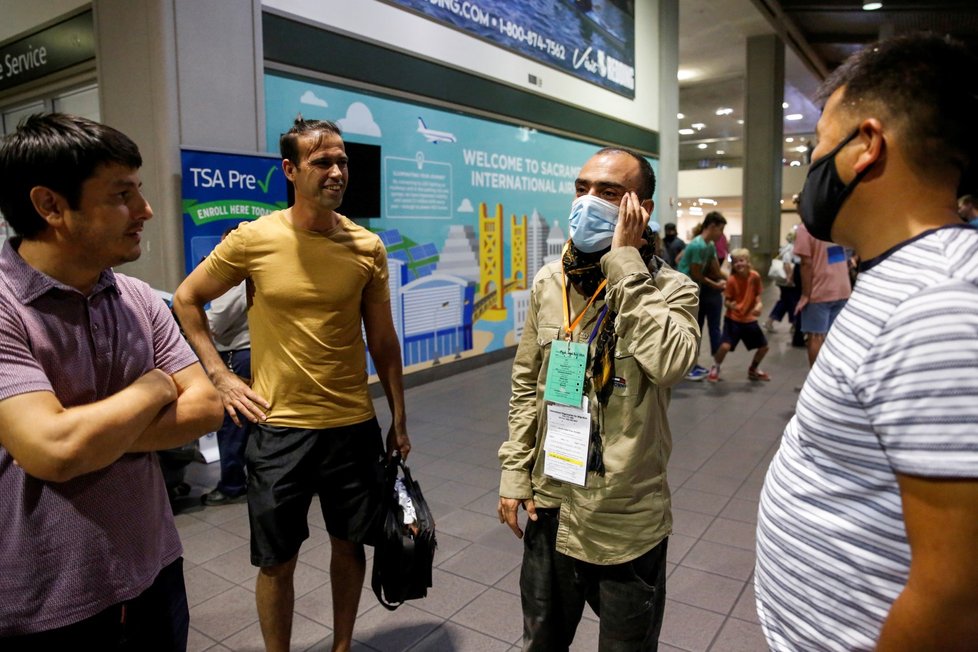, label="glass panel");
[2,100,45,135]
[53,85,100,121]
